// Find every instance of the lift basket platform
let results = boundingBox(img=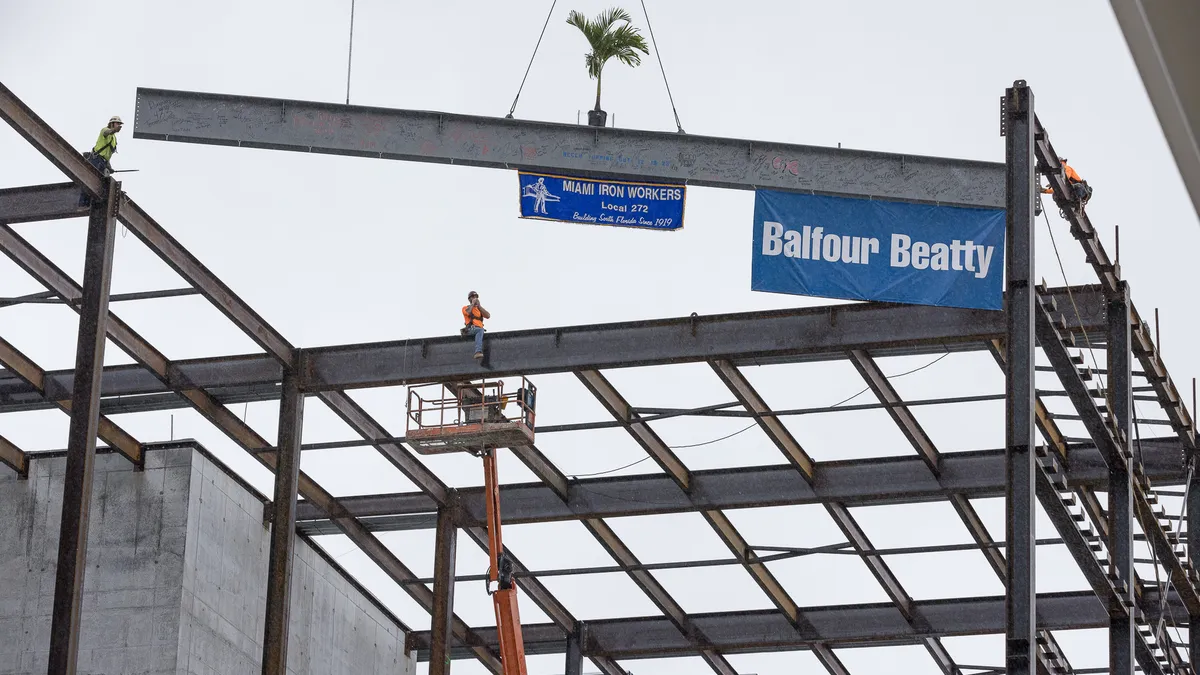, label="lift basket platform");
[405,377,536,454]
